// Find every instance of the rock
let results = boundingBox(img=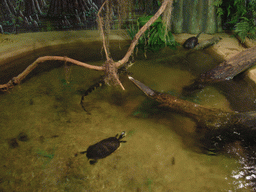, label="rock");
[246,67,256,84]
[17,132,29,141]
[8,138,19,148]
